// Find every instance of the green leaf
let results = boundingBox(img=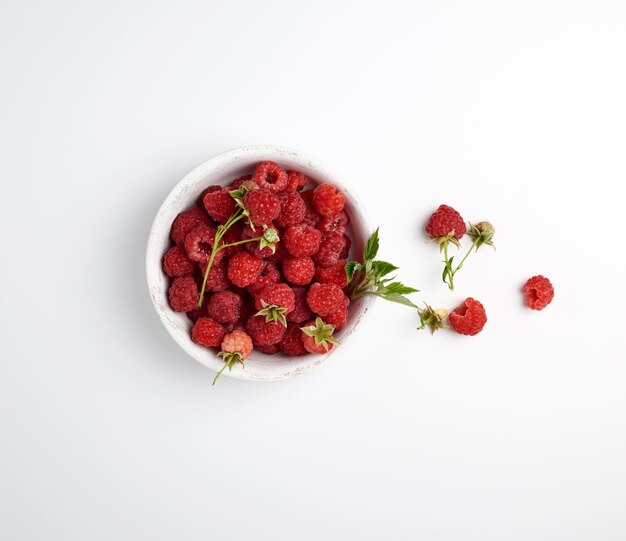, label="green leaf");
[378,293,418,309]
[384,282,420,295]
[345,261,361,282]
[363,227,380,261]
[370,260,398,278]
